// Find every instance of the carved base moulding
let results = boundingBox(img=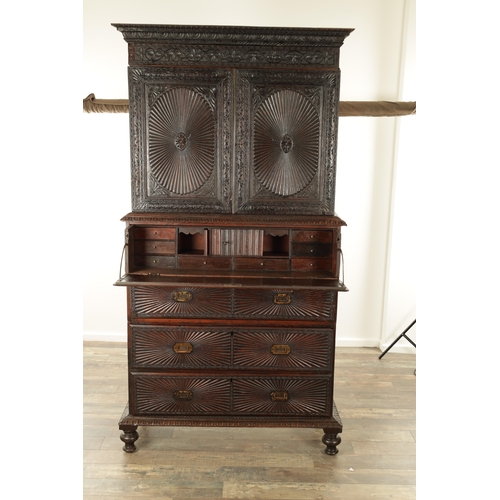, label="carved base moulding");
[118,402,343,455]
